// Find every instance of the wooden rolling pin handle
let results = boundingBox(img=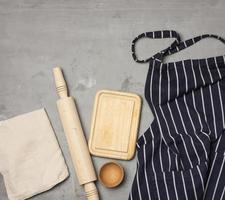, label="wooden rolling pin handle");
[84,182,99,200]
[53,67,68,98]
